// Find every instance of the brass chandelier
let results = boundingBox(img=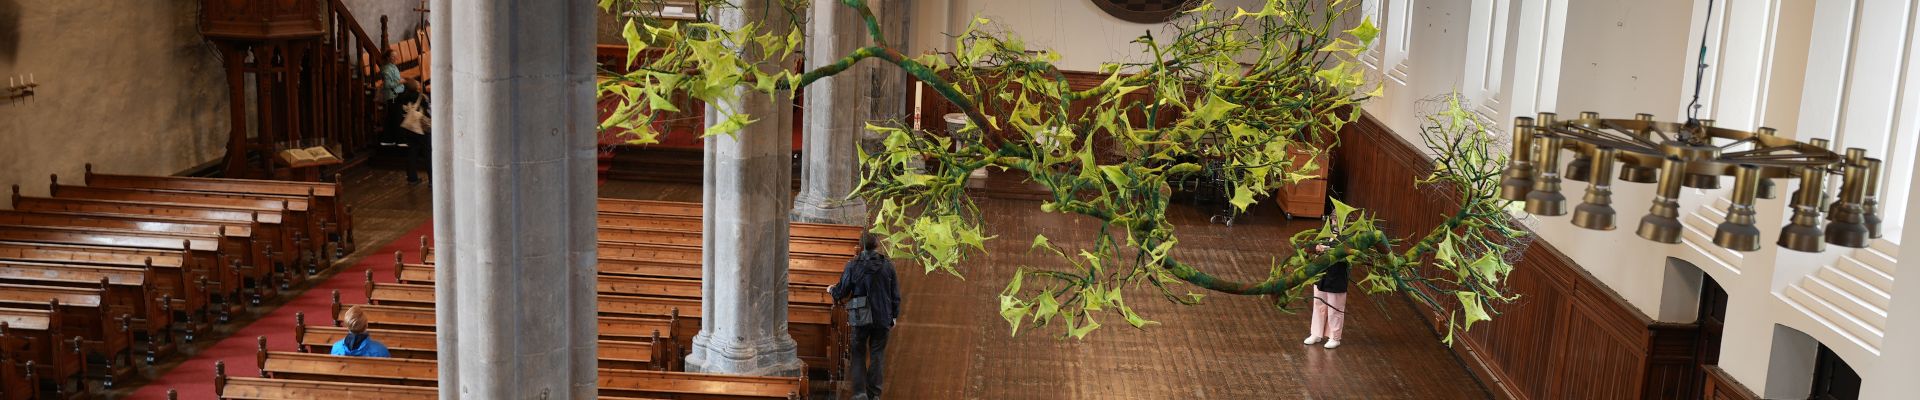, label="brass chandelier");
[1498,113,1883,253]
[1498,0,1884,254]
